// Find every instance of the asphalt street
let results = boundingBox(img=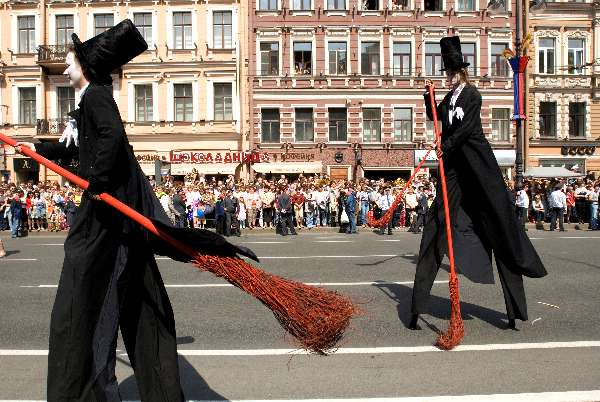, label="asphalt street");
[0,227,599,401]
